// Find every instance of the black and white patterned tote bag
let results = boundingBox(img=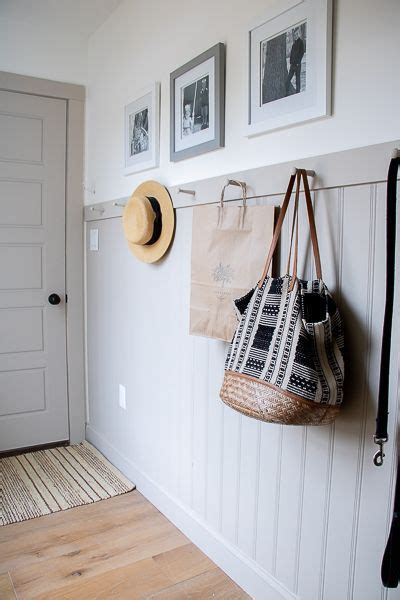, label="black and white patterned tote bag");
[220,170,345,426]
